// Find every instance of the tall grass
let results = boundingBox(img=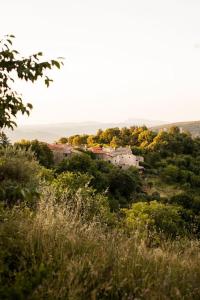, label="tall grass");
[1,190,200,299]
